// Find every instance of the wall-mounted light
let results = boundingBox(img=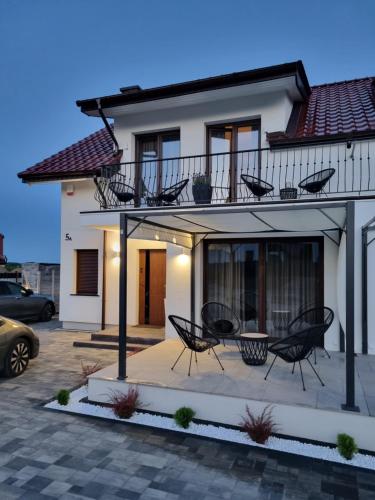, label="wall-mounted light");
[172,236,177,244]
[177,246,190,265]
[112,242,120,263]
[155,232,160,241]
